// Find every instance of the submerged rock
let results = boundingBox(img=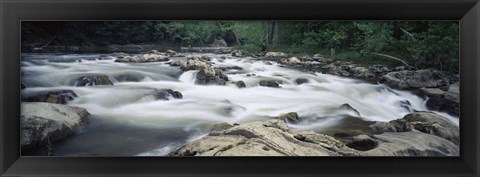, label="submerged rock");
[295,78,309,85]
[277,112,300,124]
[153,89,183,100]
[74,75,113,86]
[259,80,280,88]
[22,90,78,104]
[21,102,90,153]
[236,81,246,88]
